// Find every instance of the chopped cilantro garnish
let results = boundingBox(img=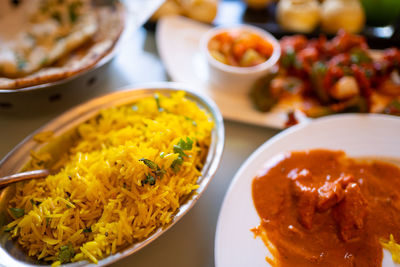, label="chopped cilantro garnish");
[173,145,188,158]
[171,157,184,173]
[4,226,15,232]
[141,173,156,186]
[184,116,197,126]
[170,138,194,173]
[179,137,193,150]
[140,158,166,186]
[10,208,24,218]
[139,158,158,170]
[141,138,194,179]
[58,243,75,264]
[30,199,42,206]
[83,227,92,233]
[154,94,164,112]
